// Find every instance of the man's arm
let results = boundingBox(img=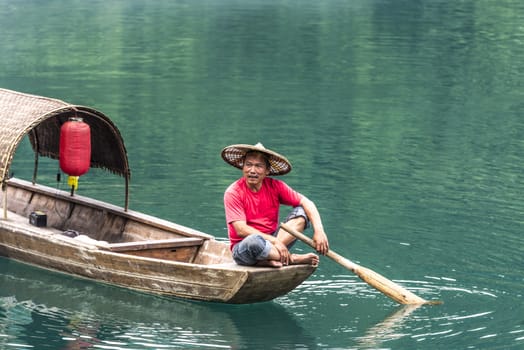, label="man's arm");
[300,196,329,255]
[231,220,267,238]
